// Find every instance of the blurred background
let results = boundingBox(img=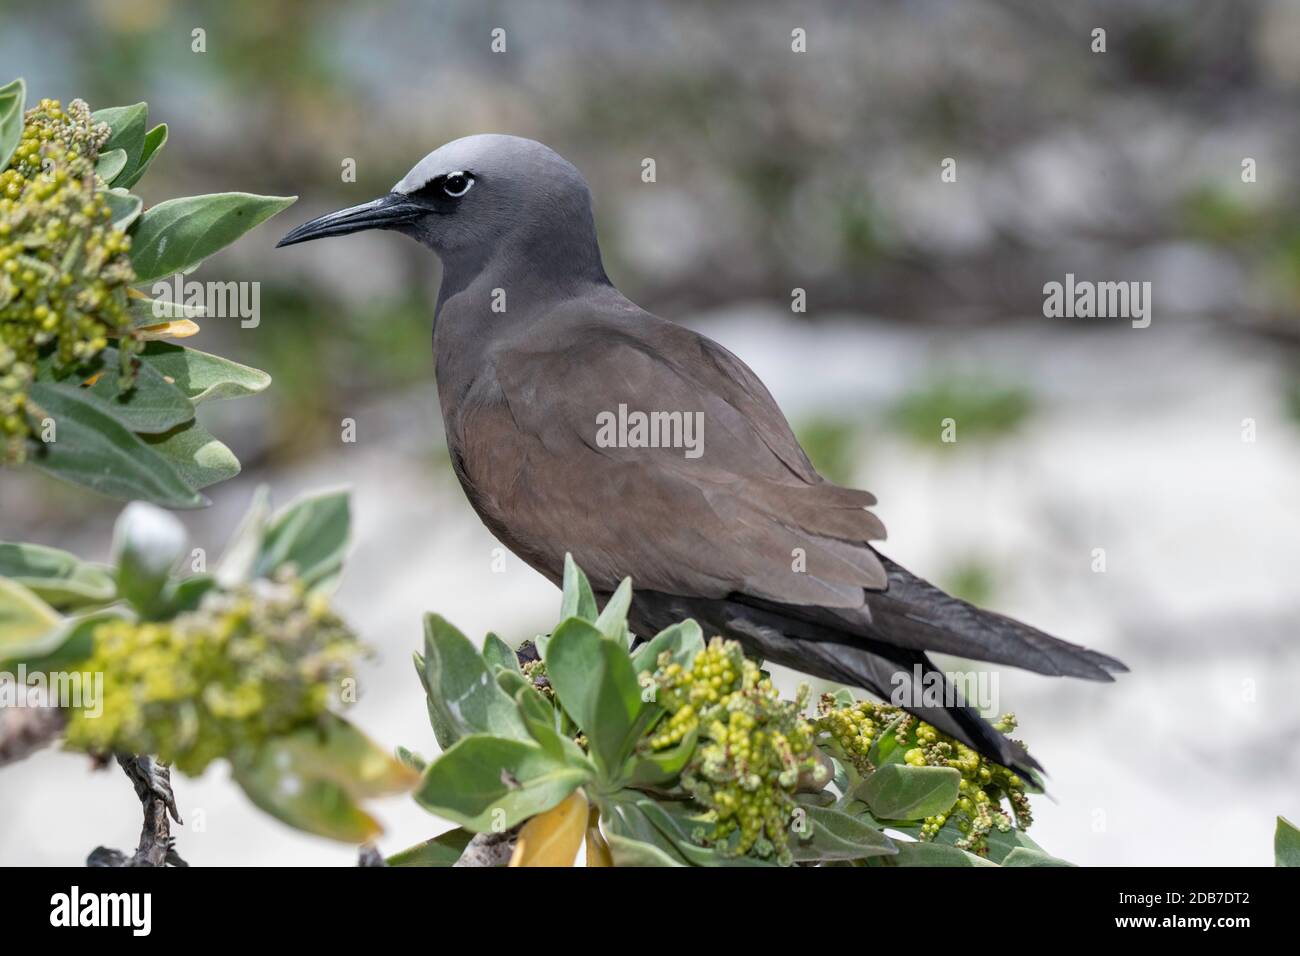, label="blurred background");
[2,0,1299,865]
